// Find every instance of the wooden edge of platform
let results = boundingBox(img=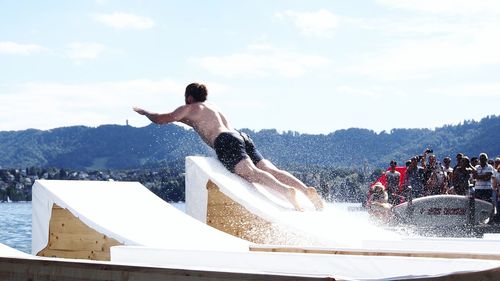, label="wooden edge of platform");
[37,203,122,261]
[250,245,500,261]
[0,255,328,281]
